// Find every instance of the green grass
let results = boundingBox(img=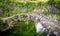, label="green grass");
[5,20,36,36]
[0,0,60,36]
